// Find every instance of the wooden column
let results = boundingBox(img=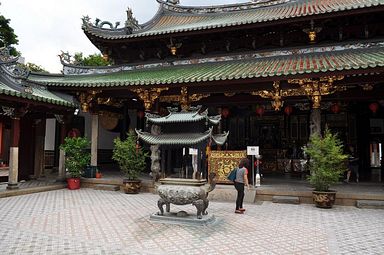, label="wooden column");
[57,123,67,182]
[201,145,207,179]
[167,148,172,177]
[91,114,99,166]
[33,119,46,178]
[7,117,20,189]
[161,147,166,178]
[197,148,202,179]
